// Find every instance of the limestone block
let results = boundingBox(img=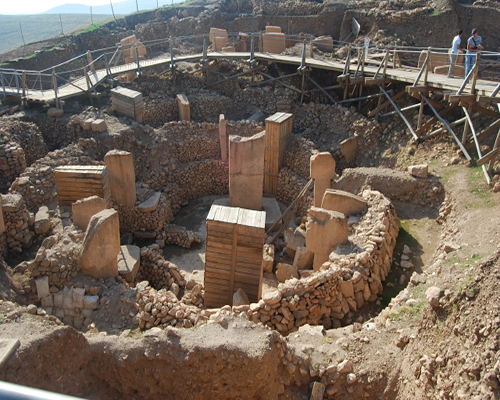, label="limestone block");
[72,288,85,309]
[222,46,236,52]
[219,114,227,163]
[78,209,120,279]
[91,119,107,133]
[54,291,63,308]
[408,164,428,179]
[54,308,65,319]
[310,381,326,400]
[284,228,305,258]
[64,308,80,318]
[34,206,51,235]
[82,119,93,131]
[262,243,274,273]
[321,189,367,217]
[72,196,107,231]
[233,288,250,306]
[2,194,22,212]
[104,150,136,207]
[310,152,336,207]
[117,245,140,283]
[306,207,348,271]
[63,287,74,309]
[276,263,298,283]
[293,246,313,270]
[47,108,64,118]
[41,295,53,308]
[138,191,160,212]
[339,279,354,298]
[83,295,99,310]
[177,94,190,121]
[81,308,92,318]
[265,26,281,33]
[340,136,359,163]
[229,131,265,210]
[35,277,50,299]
